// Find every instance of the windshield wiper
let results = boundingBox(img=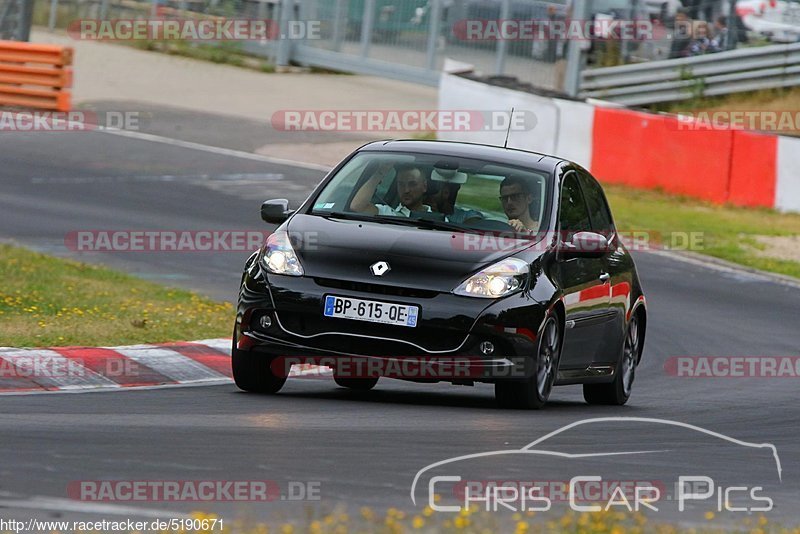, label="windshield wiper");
[377,216,472,233]
[318,211,477,234]
[315,211,375,222]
